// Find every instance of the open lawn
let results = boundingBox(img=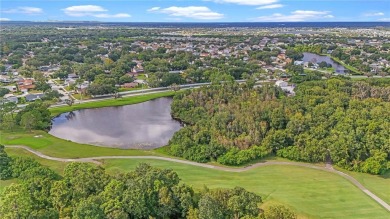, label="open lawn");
[72,93,91,100]
[136,74,147,80]
[345,169,390,205]
[2,148,389,218]
[5,147,68,174]
[49,91,175,116]
[102,159,389,219]
[0,131,157,158]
